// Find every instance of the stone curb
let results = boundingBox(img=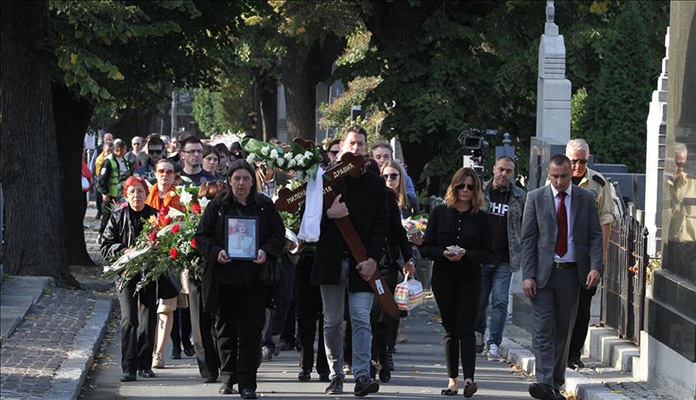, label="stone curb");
[44,297,115,400]
[501,326,633,400]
